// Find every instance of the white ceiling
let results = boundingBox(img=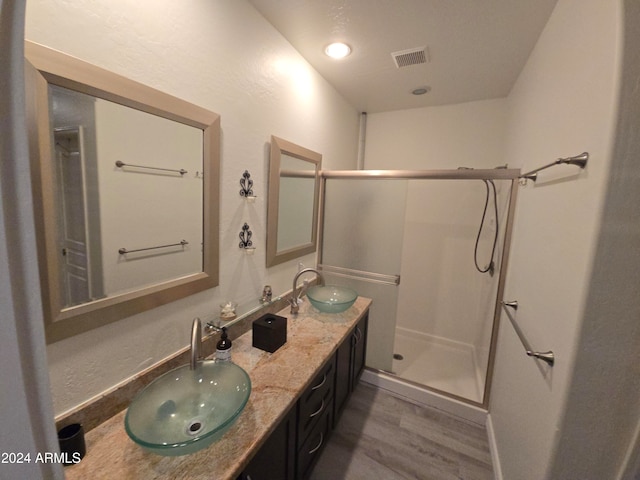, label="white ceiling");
[249,0,559,113]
